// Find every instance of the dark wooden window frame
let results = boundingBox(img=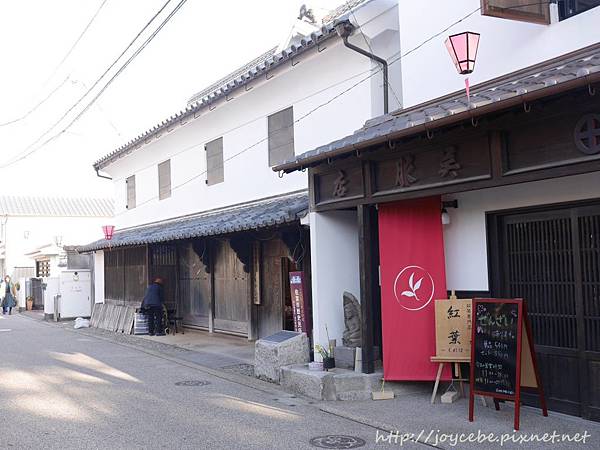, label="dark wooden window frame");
[36,259,50,277]
[486,197,600,420]
[557,0,600,20]
[104,246,147,304]
[486,197,600,295]
[481,0,551,24]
